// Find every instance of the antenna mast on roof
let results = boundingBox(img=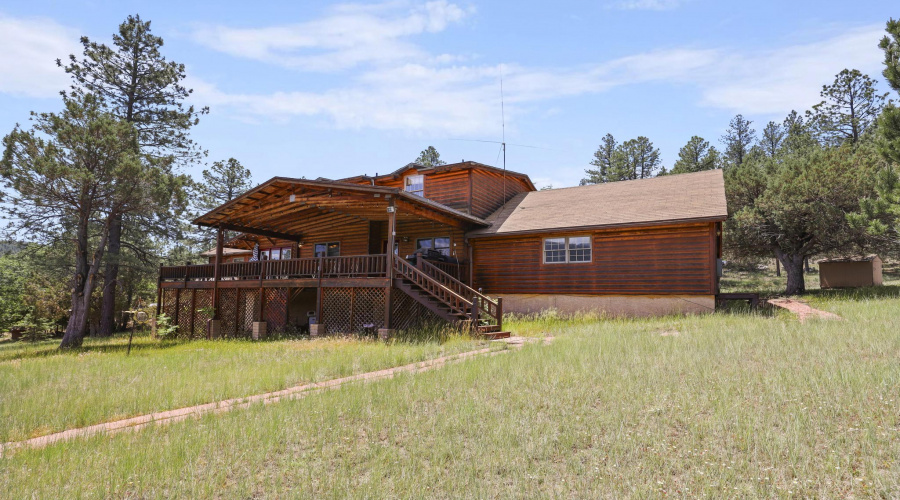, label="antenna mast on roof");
[500,69,507,203]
